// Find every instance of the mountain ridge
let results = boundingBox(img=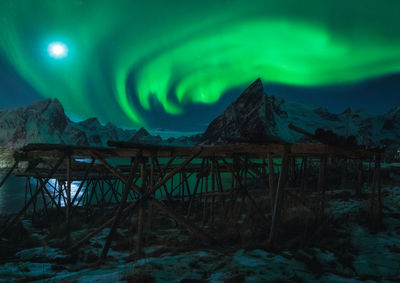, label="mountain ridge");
[0,98,138,148]
[201,78,400,158]
[1,80,399,159]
